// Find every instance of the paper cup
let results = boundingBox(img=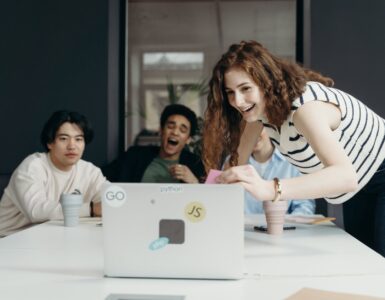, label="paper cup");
[59,193,83,227]
[263,200,288,235]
